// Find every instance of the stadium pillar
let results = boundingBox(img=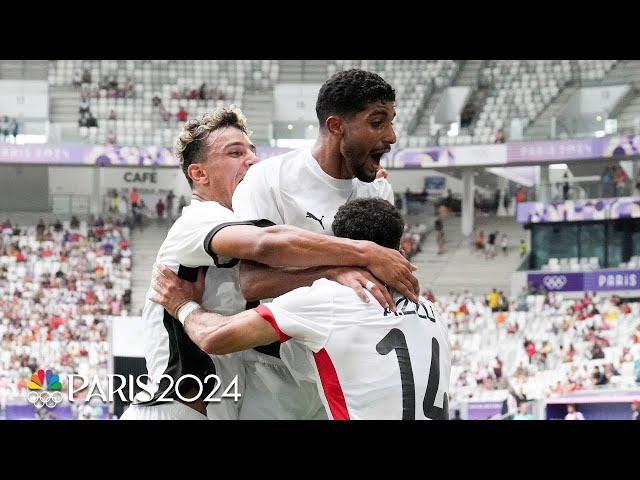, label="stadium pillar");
[91,167,101,215]
[539,165,550,201]
[462,168,474,237]
[496,176,509,216]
